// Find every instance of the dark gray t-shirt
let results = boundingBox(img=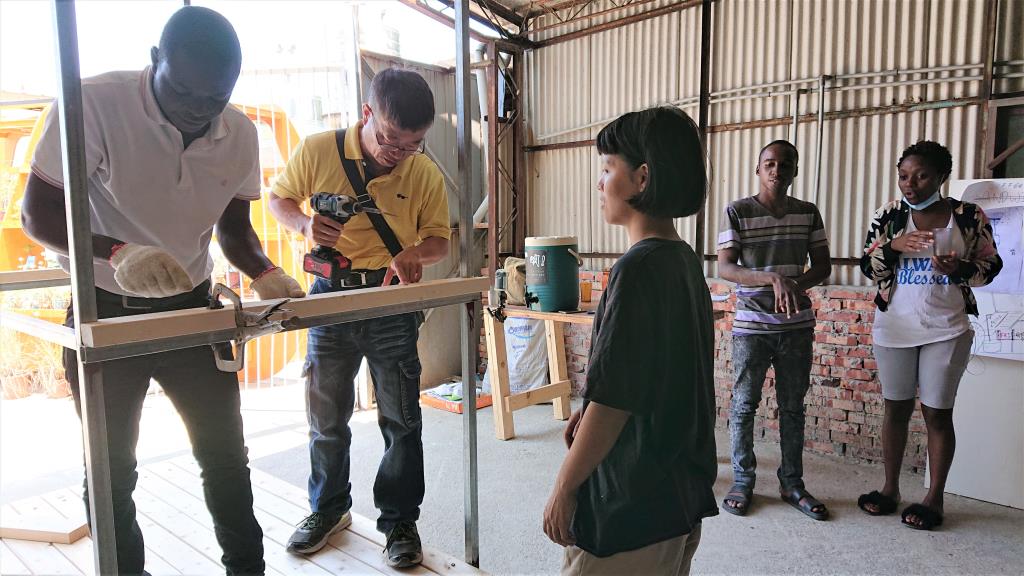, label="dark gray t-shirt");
[572,238,719,557]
